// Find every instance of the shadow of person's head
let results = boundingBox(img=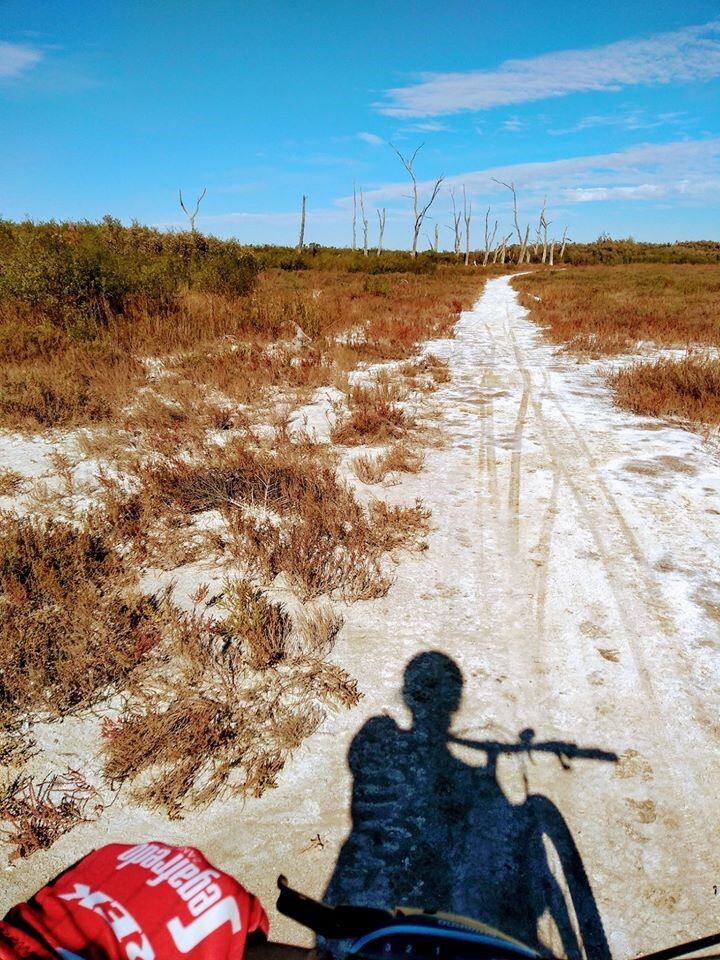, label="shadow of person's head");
[402,651,463,737]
